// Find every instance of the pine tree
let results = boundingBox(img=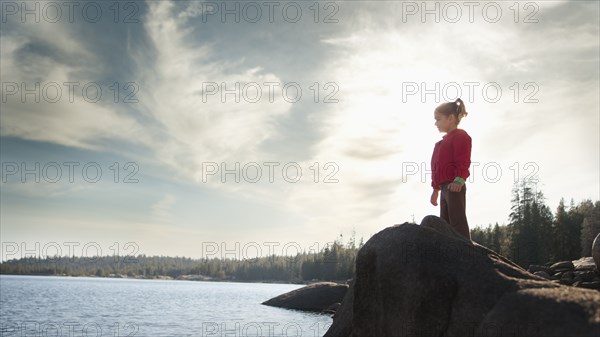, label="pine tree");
[532,190,553,263]
[509,179,538,266]
[553,198,570,261]
[492,223,502,255]
[508,182,523,263]
[566,199,584,259]
[580,200,600,257]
